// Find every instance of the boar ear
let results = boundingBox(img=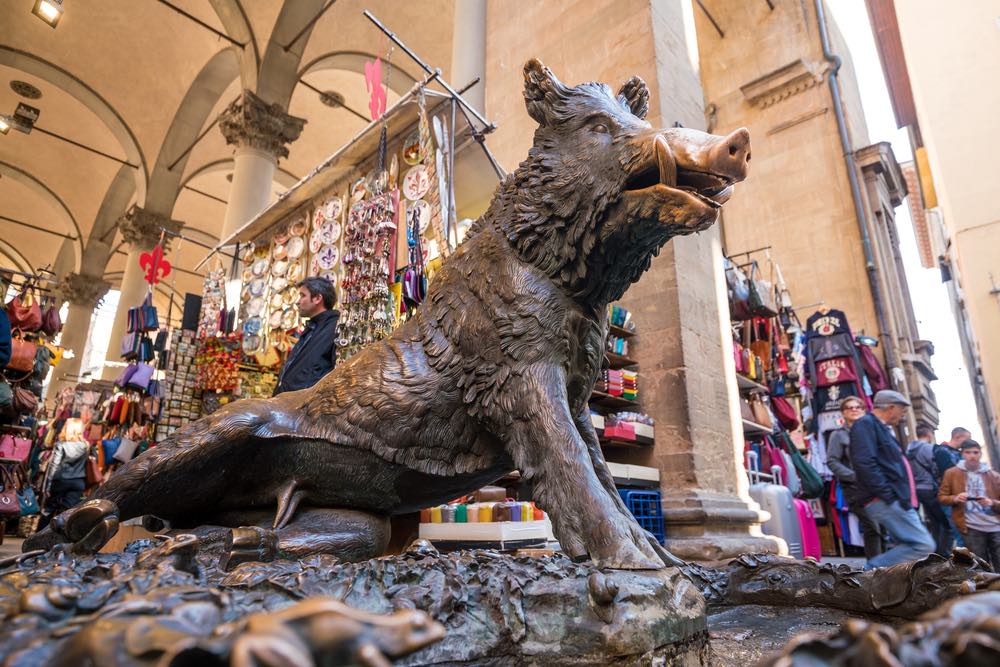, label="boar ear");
[618,76,649,120]
[523,58,567,126]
